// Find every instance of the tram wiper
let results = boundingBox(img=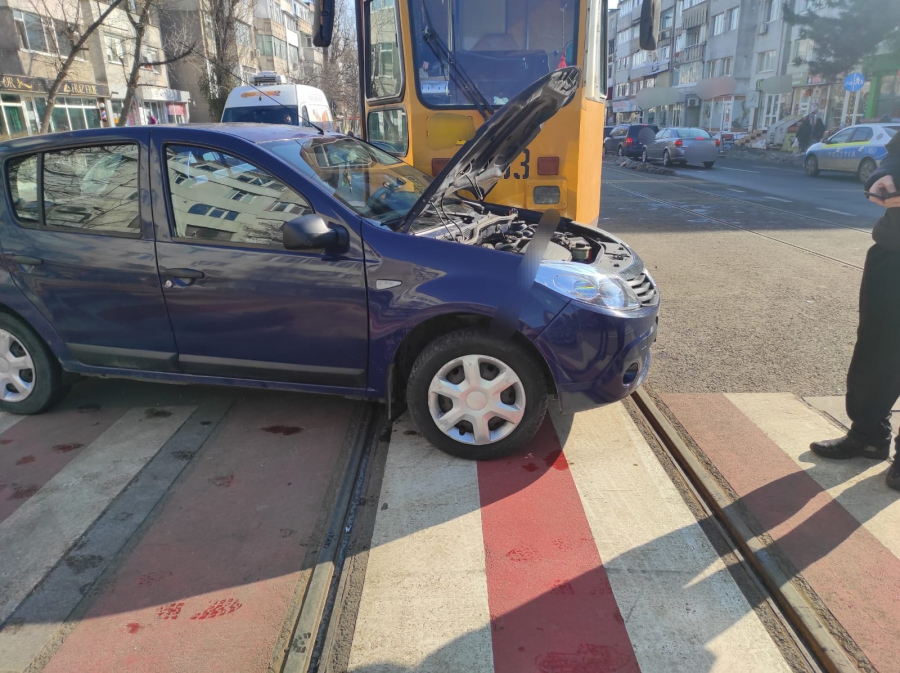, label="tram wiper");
[420,2,494,121]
